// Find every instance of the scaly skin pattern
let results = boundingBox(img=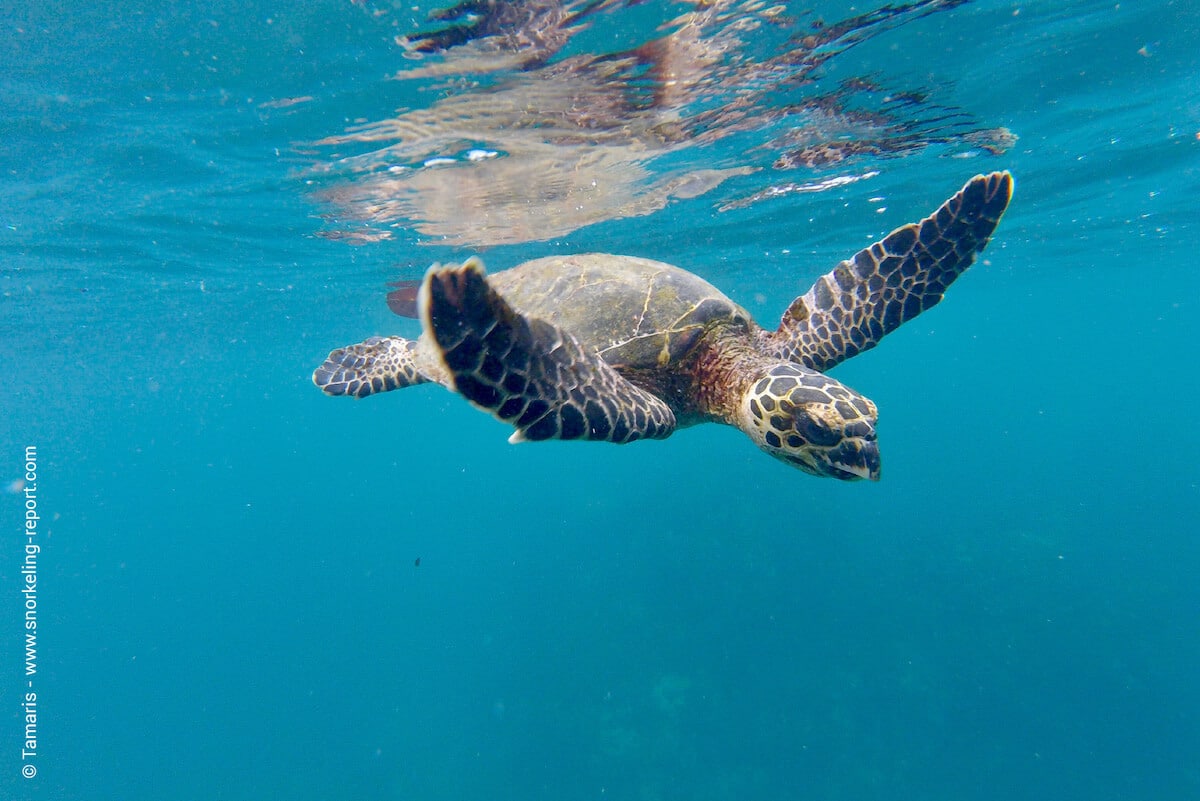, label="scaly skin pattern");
[313,336,428,398]
[687,329,880,480]
[420,258,677,443]
[765,171,1013,371]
